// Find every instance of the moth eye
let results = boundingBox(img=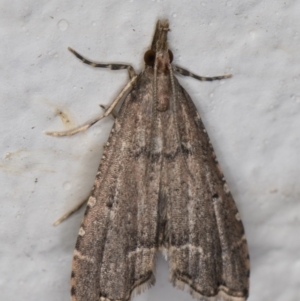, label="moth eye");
[168,50,173,63]
[144,50,156,66]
